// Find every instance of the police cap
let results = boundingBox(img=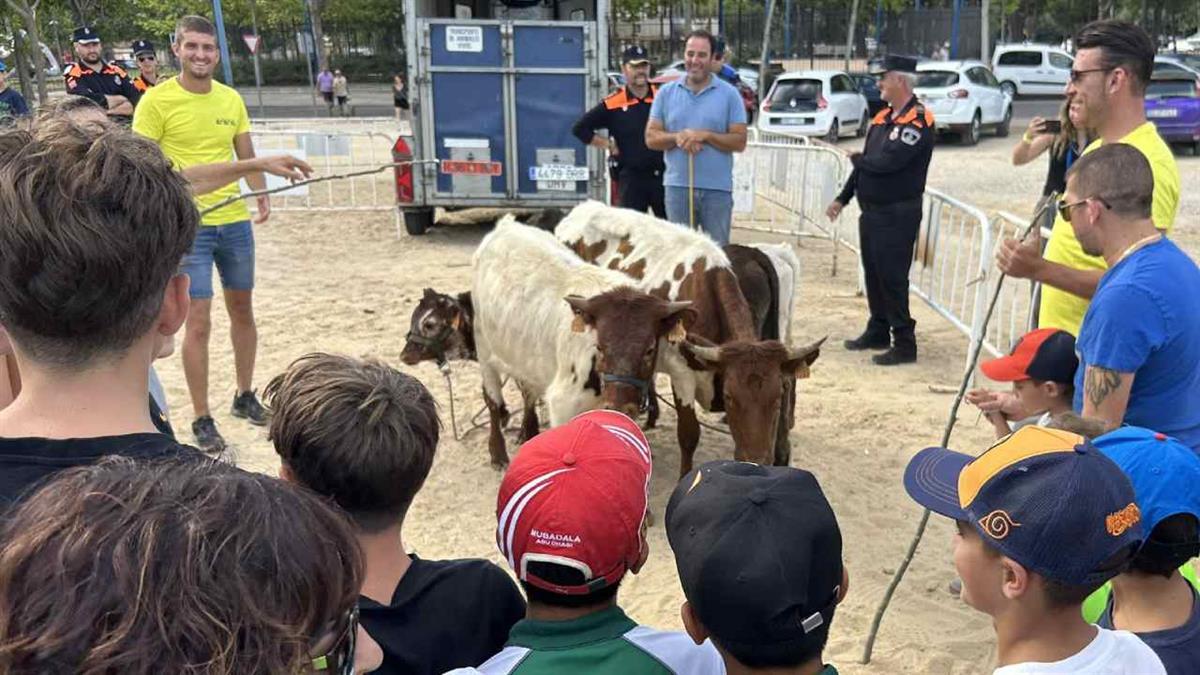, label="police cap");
[132,39,155,56]
[622,45,650,65]
[73,26,101,44]
[869,54,918,75]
